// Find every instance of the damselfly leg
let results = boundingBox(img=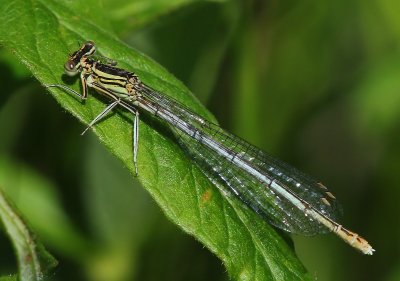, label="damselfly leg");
[46,83,141,176]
